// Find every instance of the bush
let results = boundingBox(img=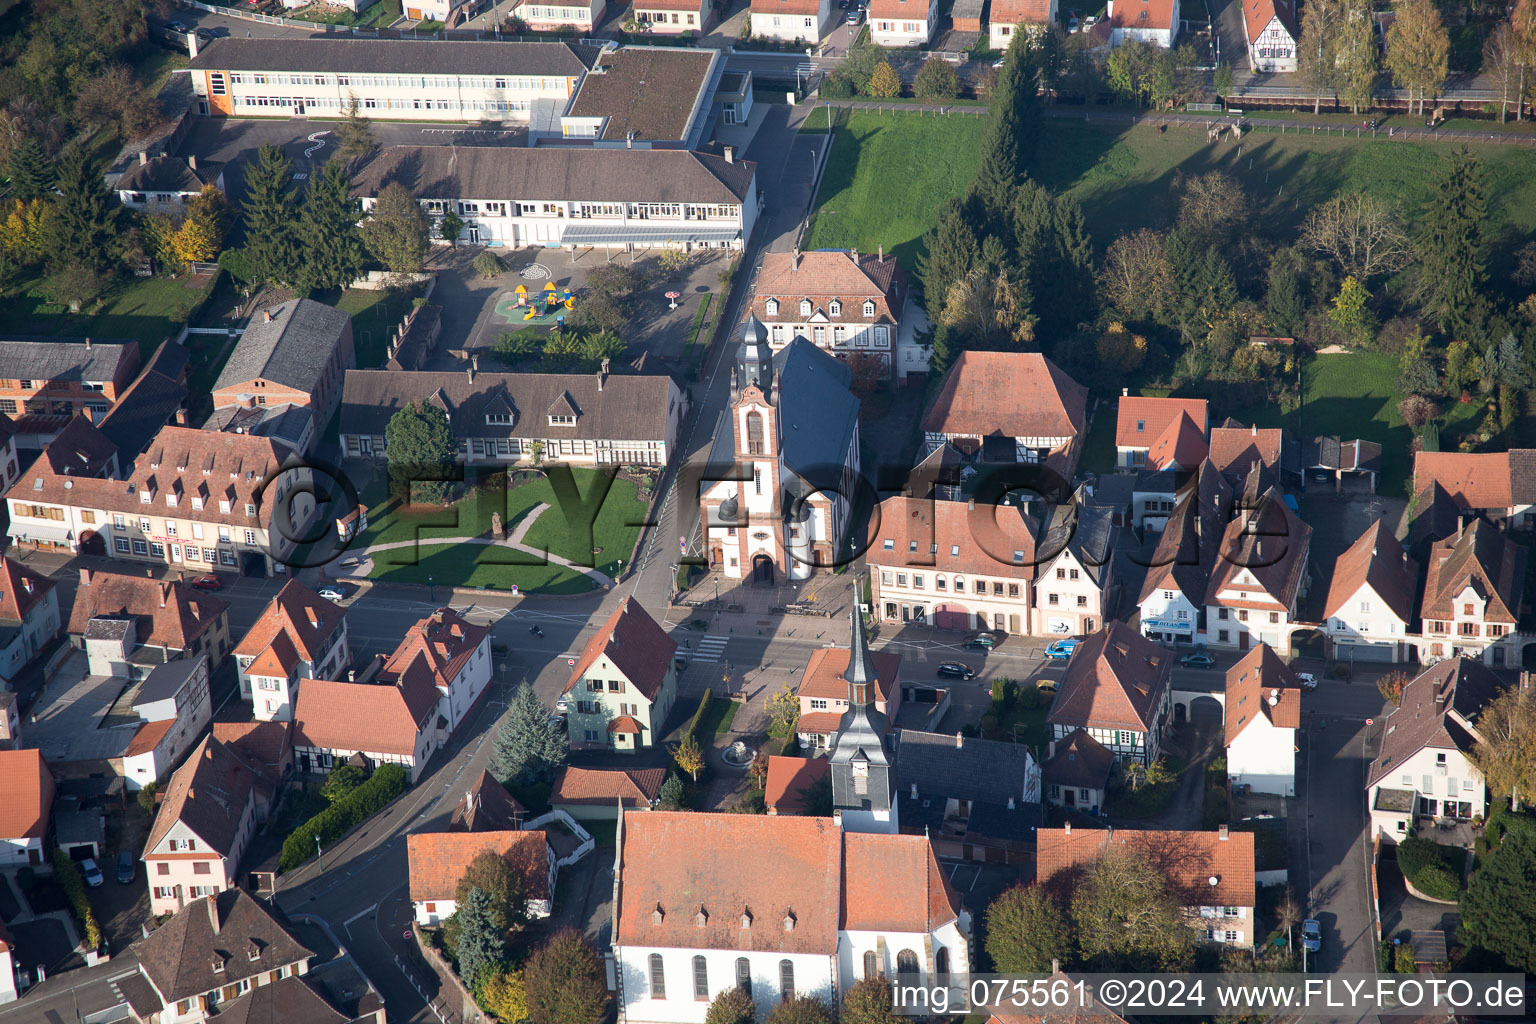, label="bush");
[473,250,503,278]
[281,763,408,871]
[1412,862,1462,901]
[51,848,102,950]
[706,986,756,1024]
[136,780,158,813]
[991,679,1006,707]
[685,689,713,746]
[1396,837,1447,879]
[477,968,529,1021]
[217,247,255,283]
